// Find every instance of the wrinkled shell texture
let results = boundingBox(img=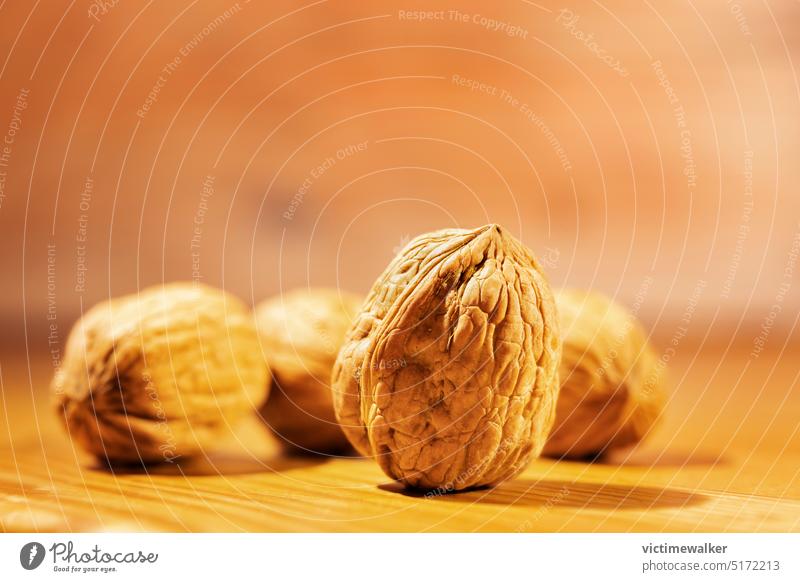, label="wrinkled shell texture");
[52,283,268,463]
[255,289,363,453]
[332,225,561,491]
[543,289,666,459]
